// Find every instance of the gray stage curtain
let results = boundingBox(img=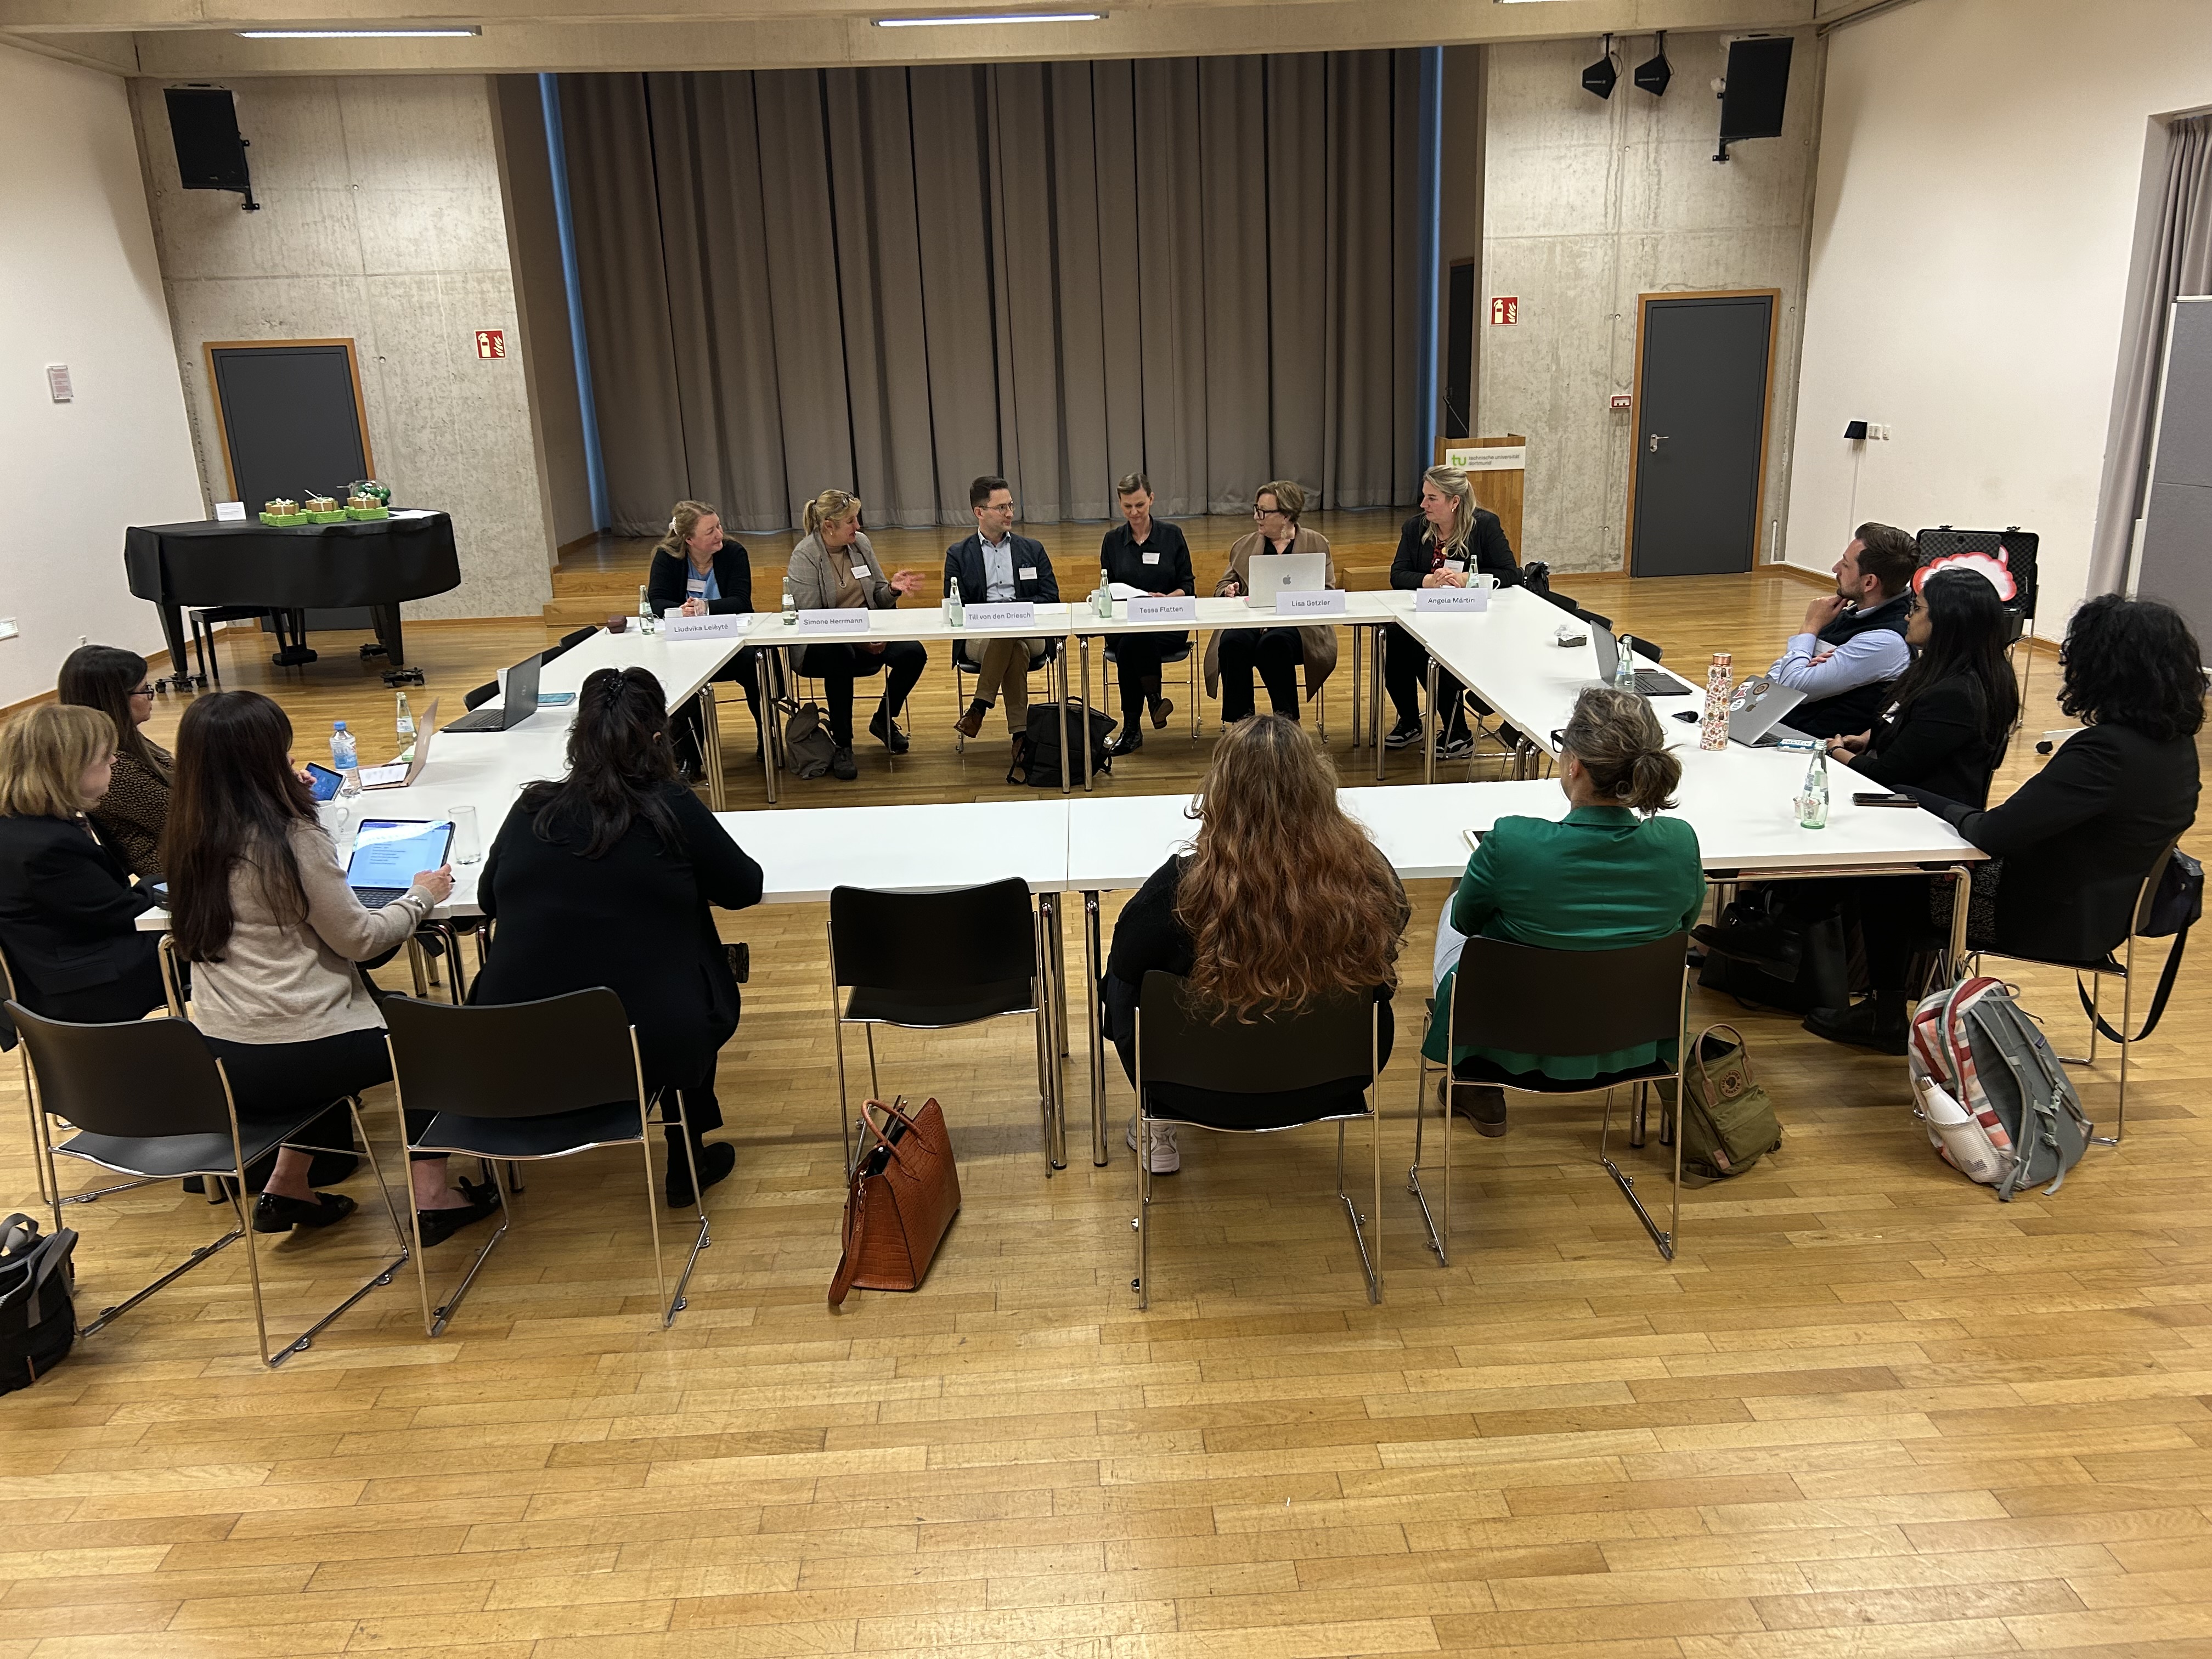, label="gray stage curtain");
[2089,115,2212,597]
[558,54,1421,535]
